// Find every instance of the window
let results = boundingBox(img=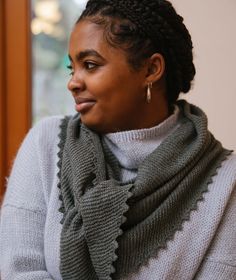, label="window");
[32,0,88,122]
